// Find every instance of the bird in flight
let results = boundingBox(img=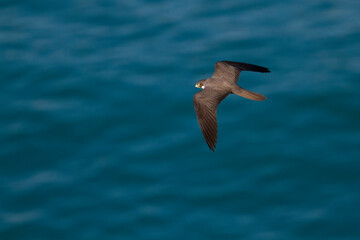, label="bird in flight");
[193,61,270,151]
